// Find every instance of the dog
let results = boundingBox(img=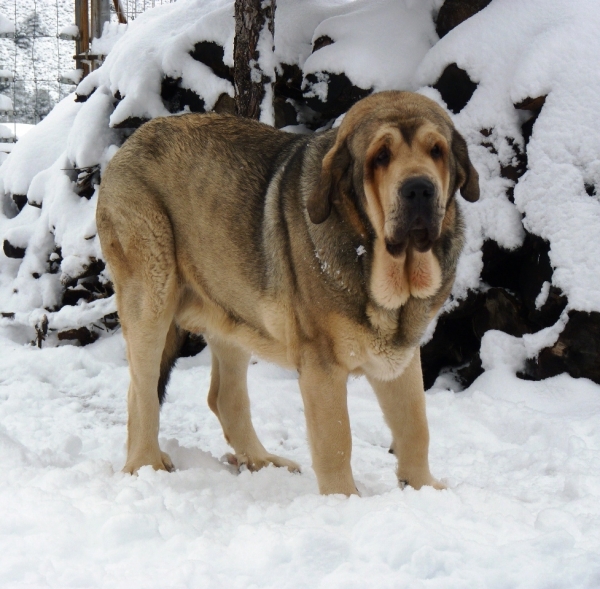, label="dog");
[97,91,479,495]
